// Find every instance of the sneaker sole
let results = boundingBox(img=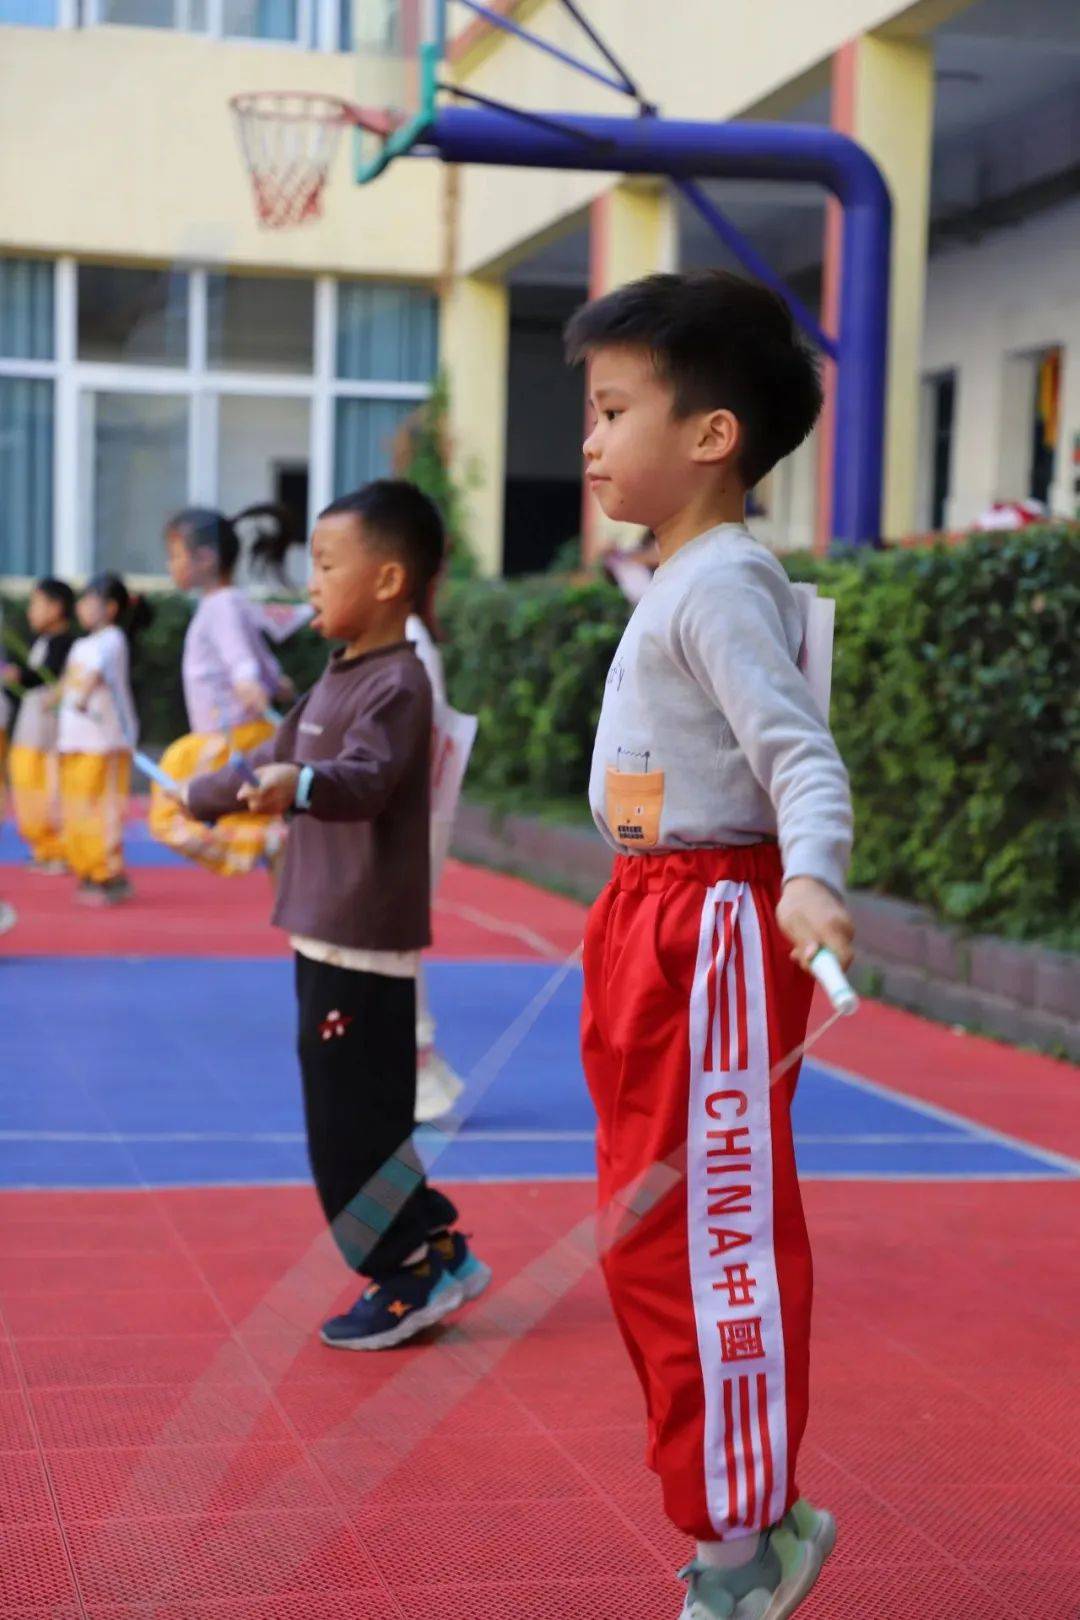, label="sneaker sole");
[454,1258,493,1303]
[320,1279,466,1352]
